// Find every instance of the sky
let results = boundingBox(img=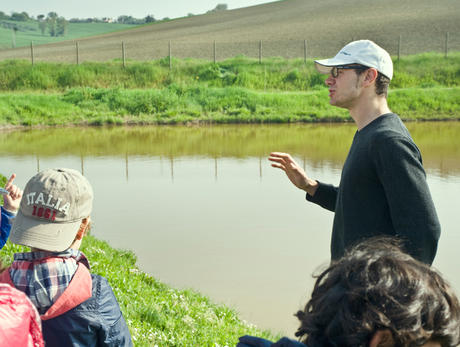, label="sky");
[2,0,273,20]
